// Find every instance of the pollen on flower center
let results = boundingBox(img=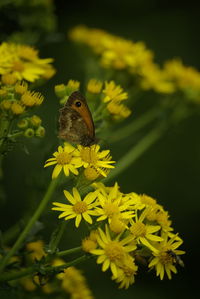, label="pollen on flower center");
[104,203,119,217]
[80,148,98,164]
[12,61,25,72]
[130,222,146,237]
[73,201,88,214]
[104,241,125,261]
[159,251,174,264]
[123,265,137,277]
[56,152,72,165]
